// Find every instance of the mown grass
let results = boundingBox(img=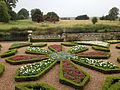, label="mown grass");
[0,19,120,32]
